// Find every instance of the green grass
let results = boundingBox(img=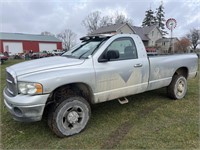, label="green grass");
[1,59,199,149]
